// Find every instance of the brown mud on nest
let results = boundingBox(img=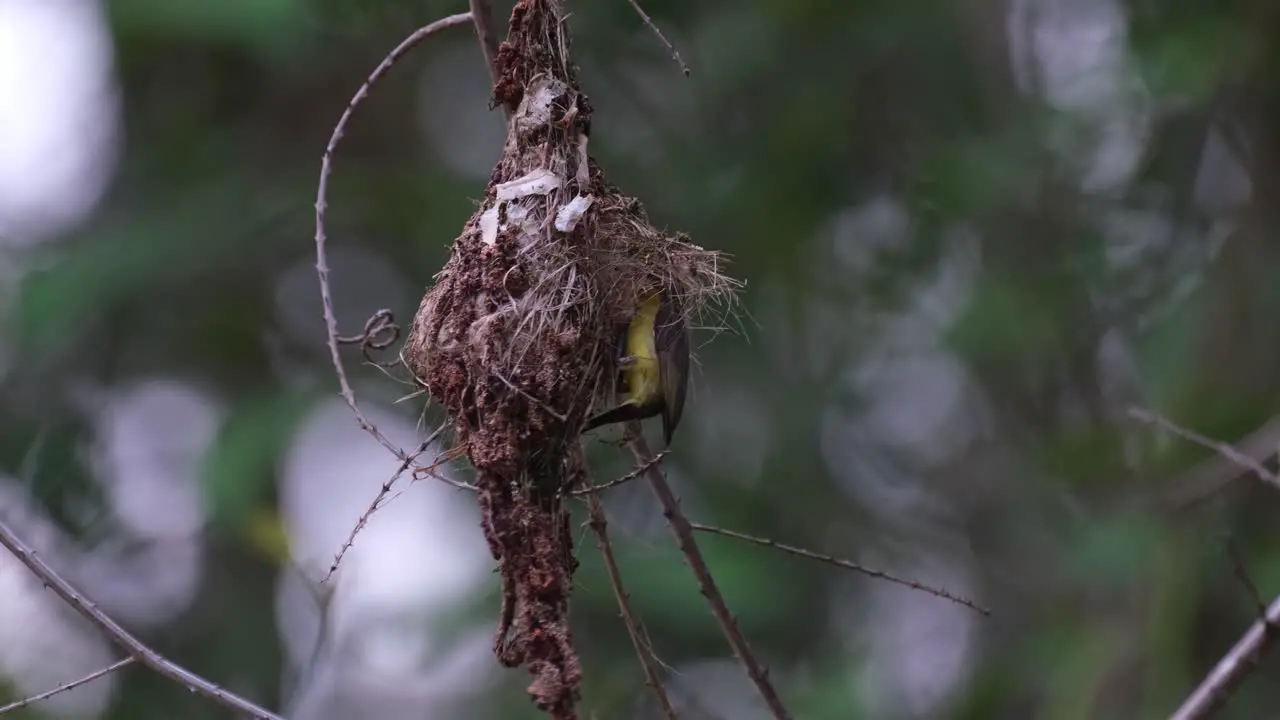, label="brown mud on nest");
[400,0,737,716]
